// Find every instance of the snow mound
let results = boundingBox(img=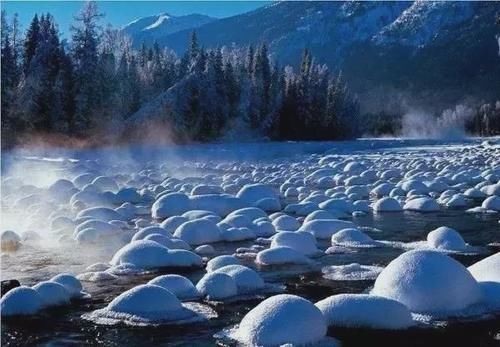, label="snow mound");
[132,226,172,241]
[77,271,118,282]
[33,281,71,307]
[214,265,265,294]
[50,273,88,299]
[173,219,221,245]
[227,207,268,221]
[271,231,318,255]
[272,215,300,231]
[322,263,383,281]
[231,294,327,346]
[331,228,379,248]
[373,197,402,212]
[256,246,311,265]
[1,286,43,317]
[468,252,500,283]
[316,294,415,329]
[152,193,191,219]
[371,250,482,315]
[148,275,199,300]
[83,284,212,325]
[427,226,467,251]
[196,272,238,300]
[237,184,280,205]
[77,207,125,222]
[195,244,215,255]
[481,196,500,211]
[299,219,356,239]
[206,255,241,272]
[111,240,202,269]
[403,197,440,212]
